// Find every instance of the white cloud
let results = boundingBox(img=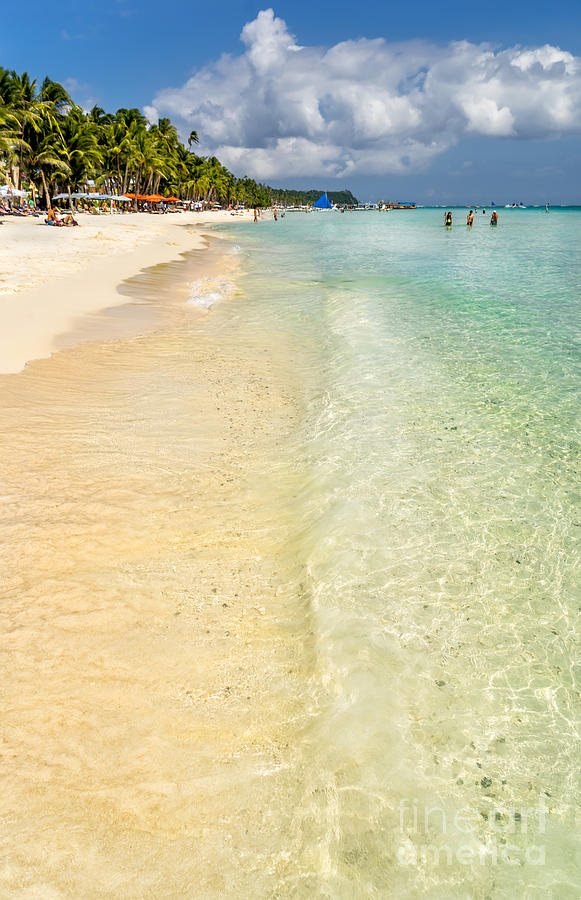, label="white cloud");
[61,29,88,41]
[143,105,158,125]
[148,8,581,178]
